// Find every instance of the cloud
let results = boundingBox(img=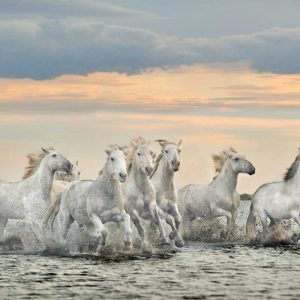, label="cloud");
[1,8,300,79]
[0,0,158,20]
